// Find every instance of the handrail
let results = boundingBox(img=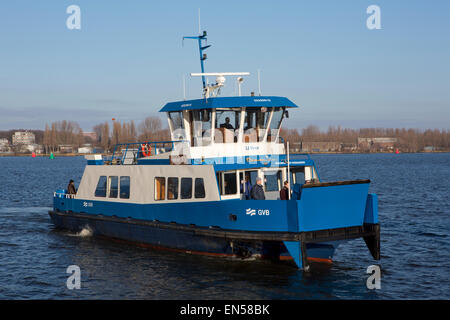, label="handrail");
[110,140,188,165]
